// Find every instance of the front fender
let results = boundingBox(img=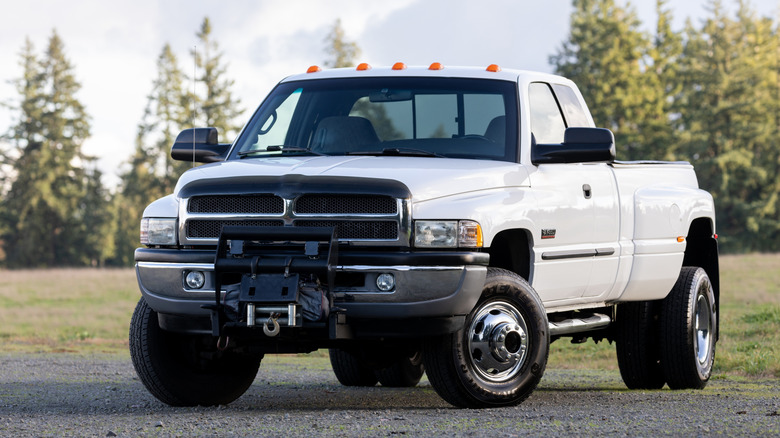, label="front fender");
[412,187,537,247]
[142,194,179,218]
